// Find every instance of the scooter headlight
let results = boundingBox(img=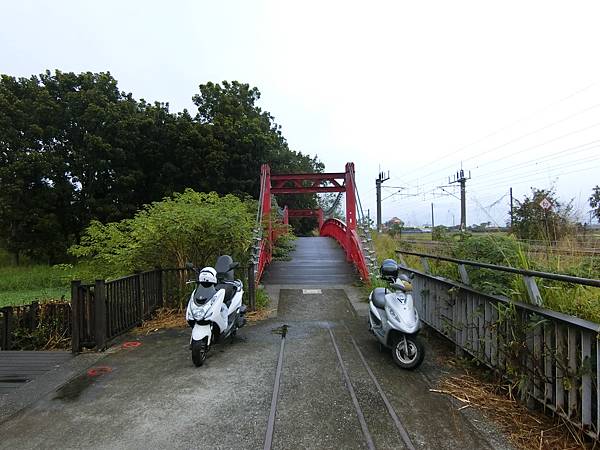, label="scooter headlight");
[396,292,406,302]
